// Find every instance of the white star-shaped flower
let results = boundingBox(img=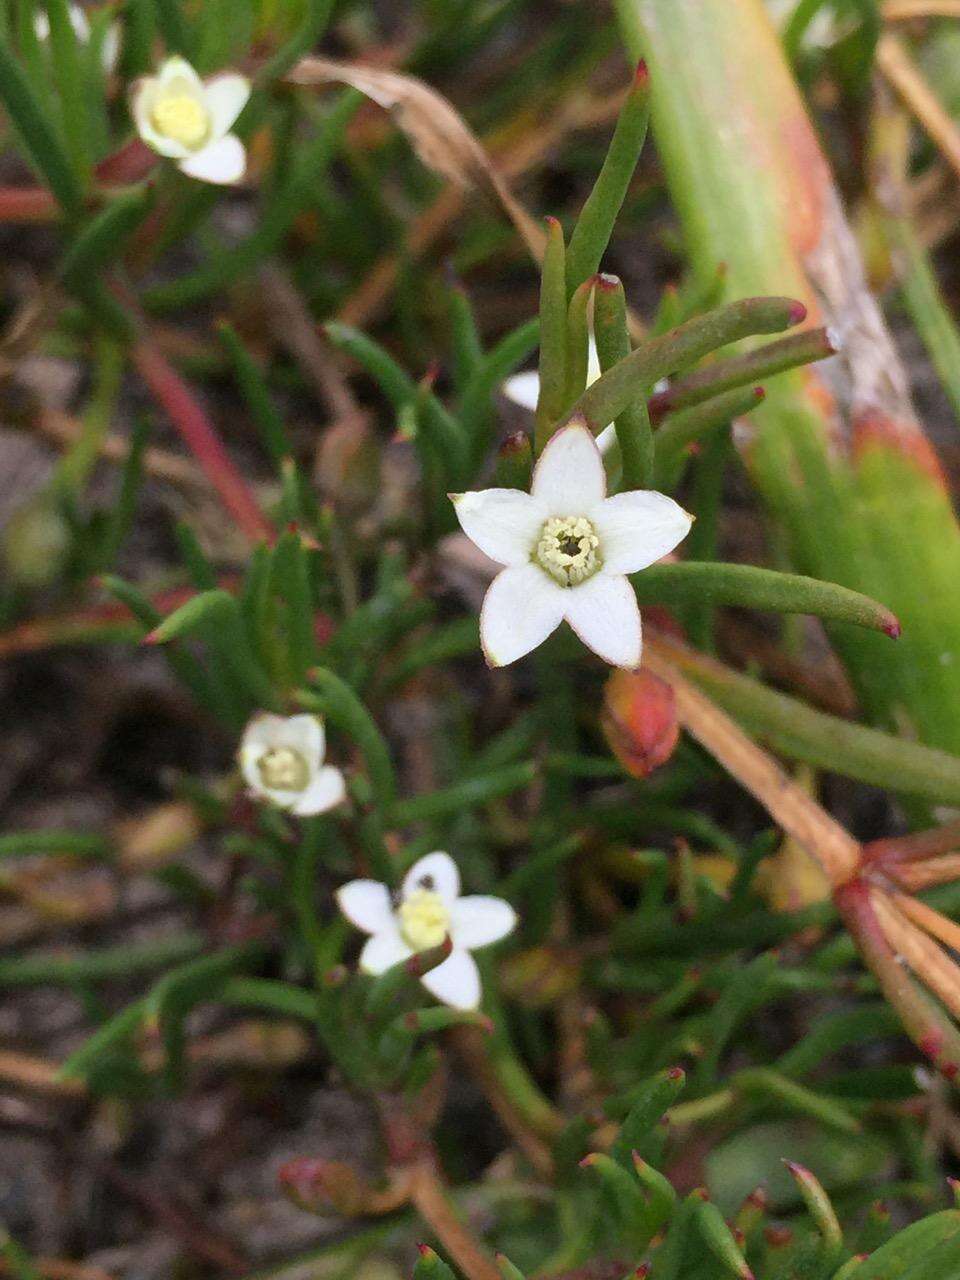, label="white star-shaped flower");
[239,713,346,816]
[451,422,692,668]
[34,4,121,72]
[131,55,249,185]
[336,851,517,1011]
